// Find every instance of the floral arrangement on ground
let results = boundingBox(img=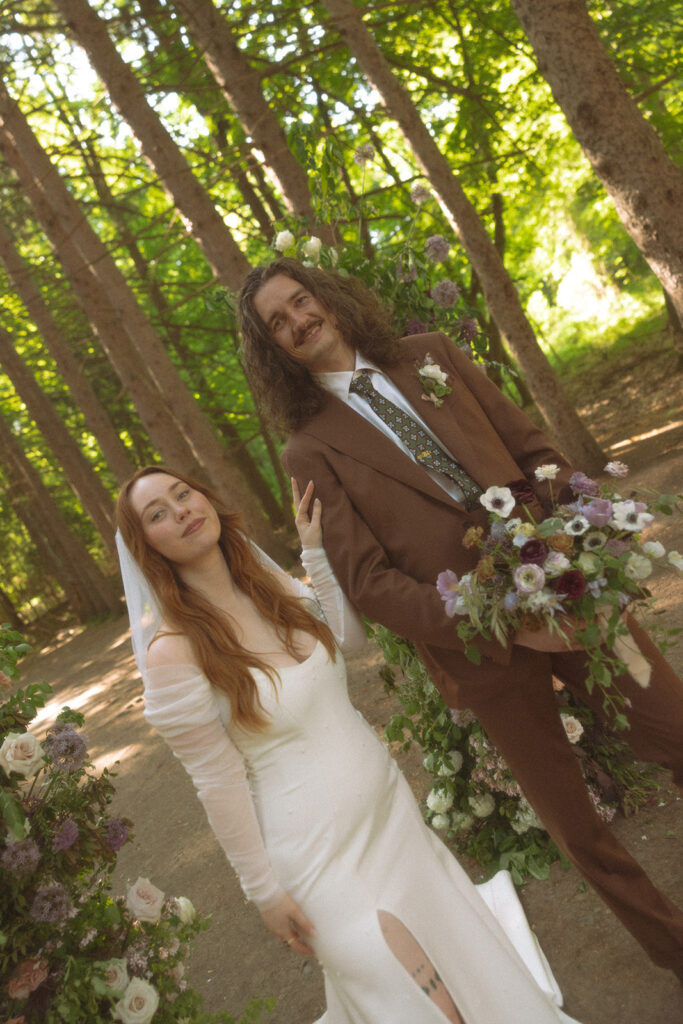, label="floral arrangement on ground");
[375,626,662,884]
[0,625,274,1024]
